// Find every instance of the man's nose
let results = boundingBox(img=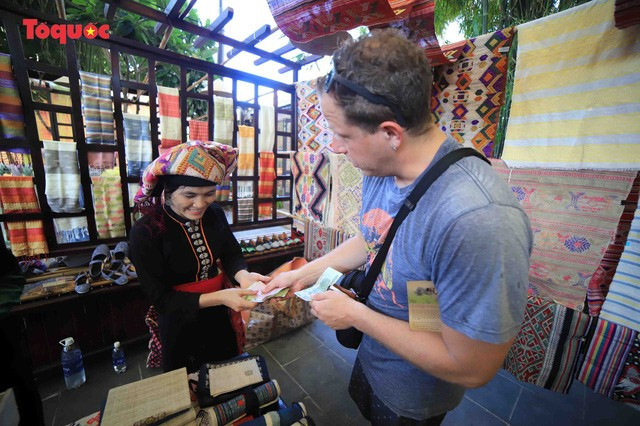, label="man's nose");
[331,140,347,154]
